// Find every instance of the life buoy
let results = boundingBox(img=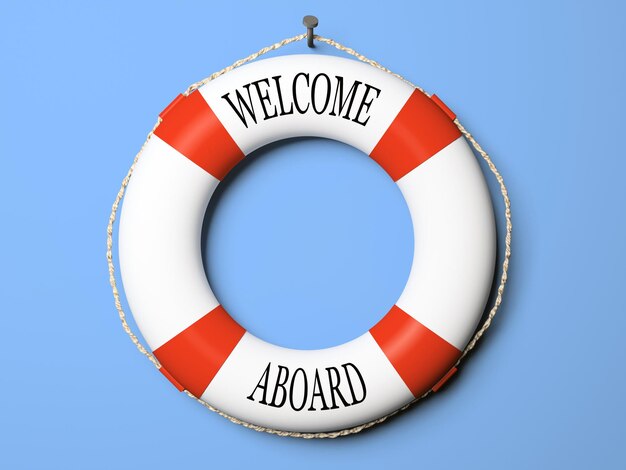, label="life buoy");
[118,54,496,433]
